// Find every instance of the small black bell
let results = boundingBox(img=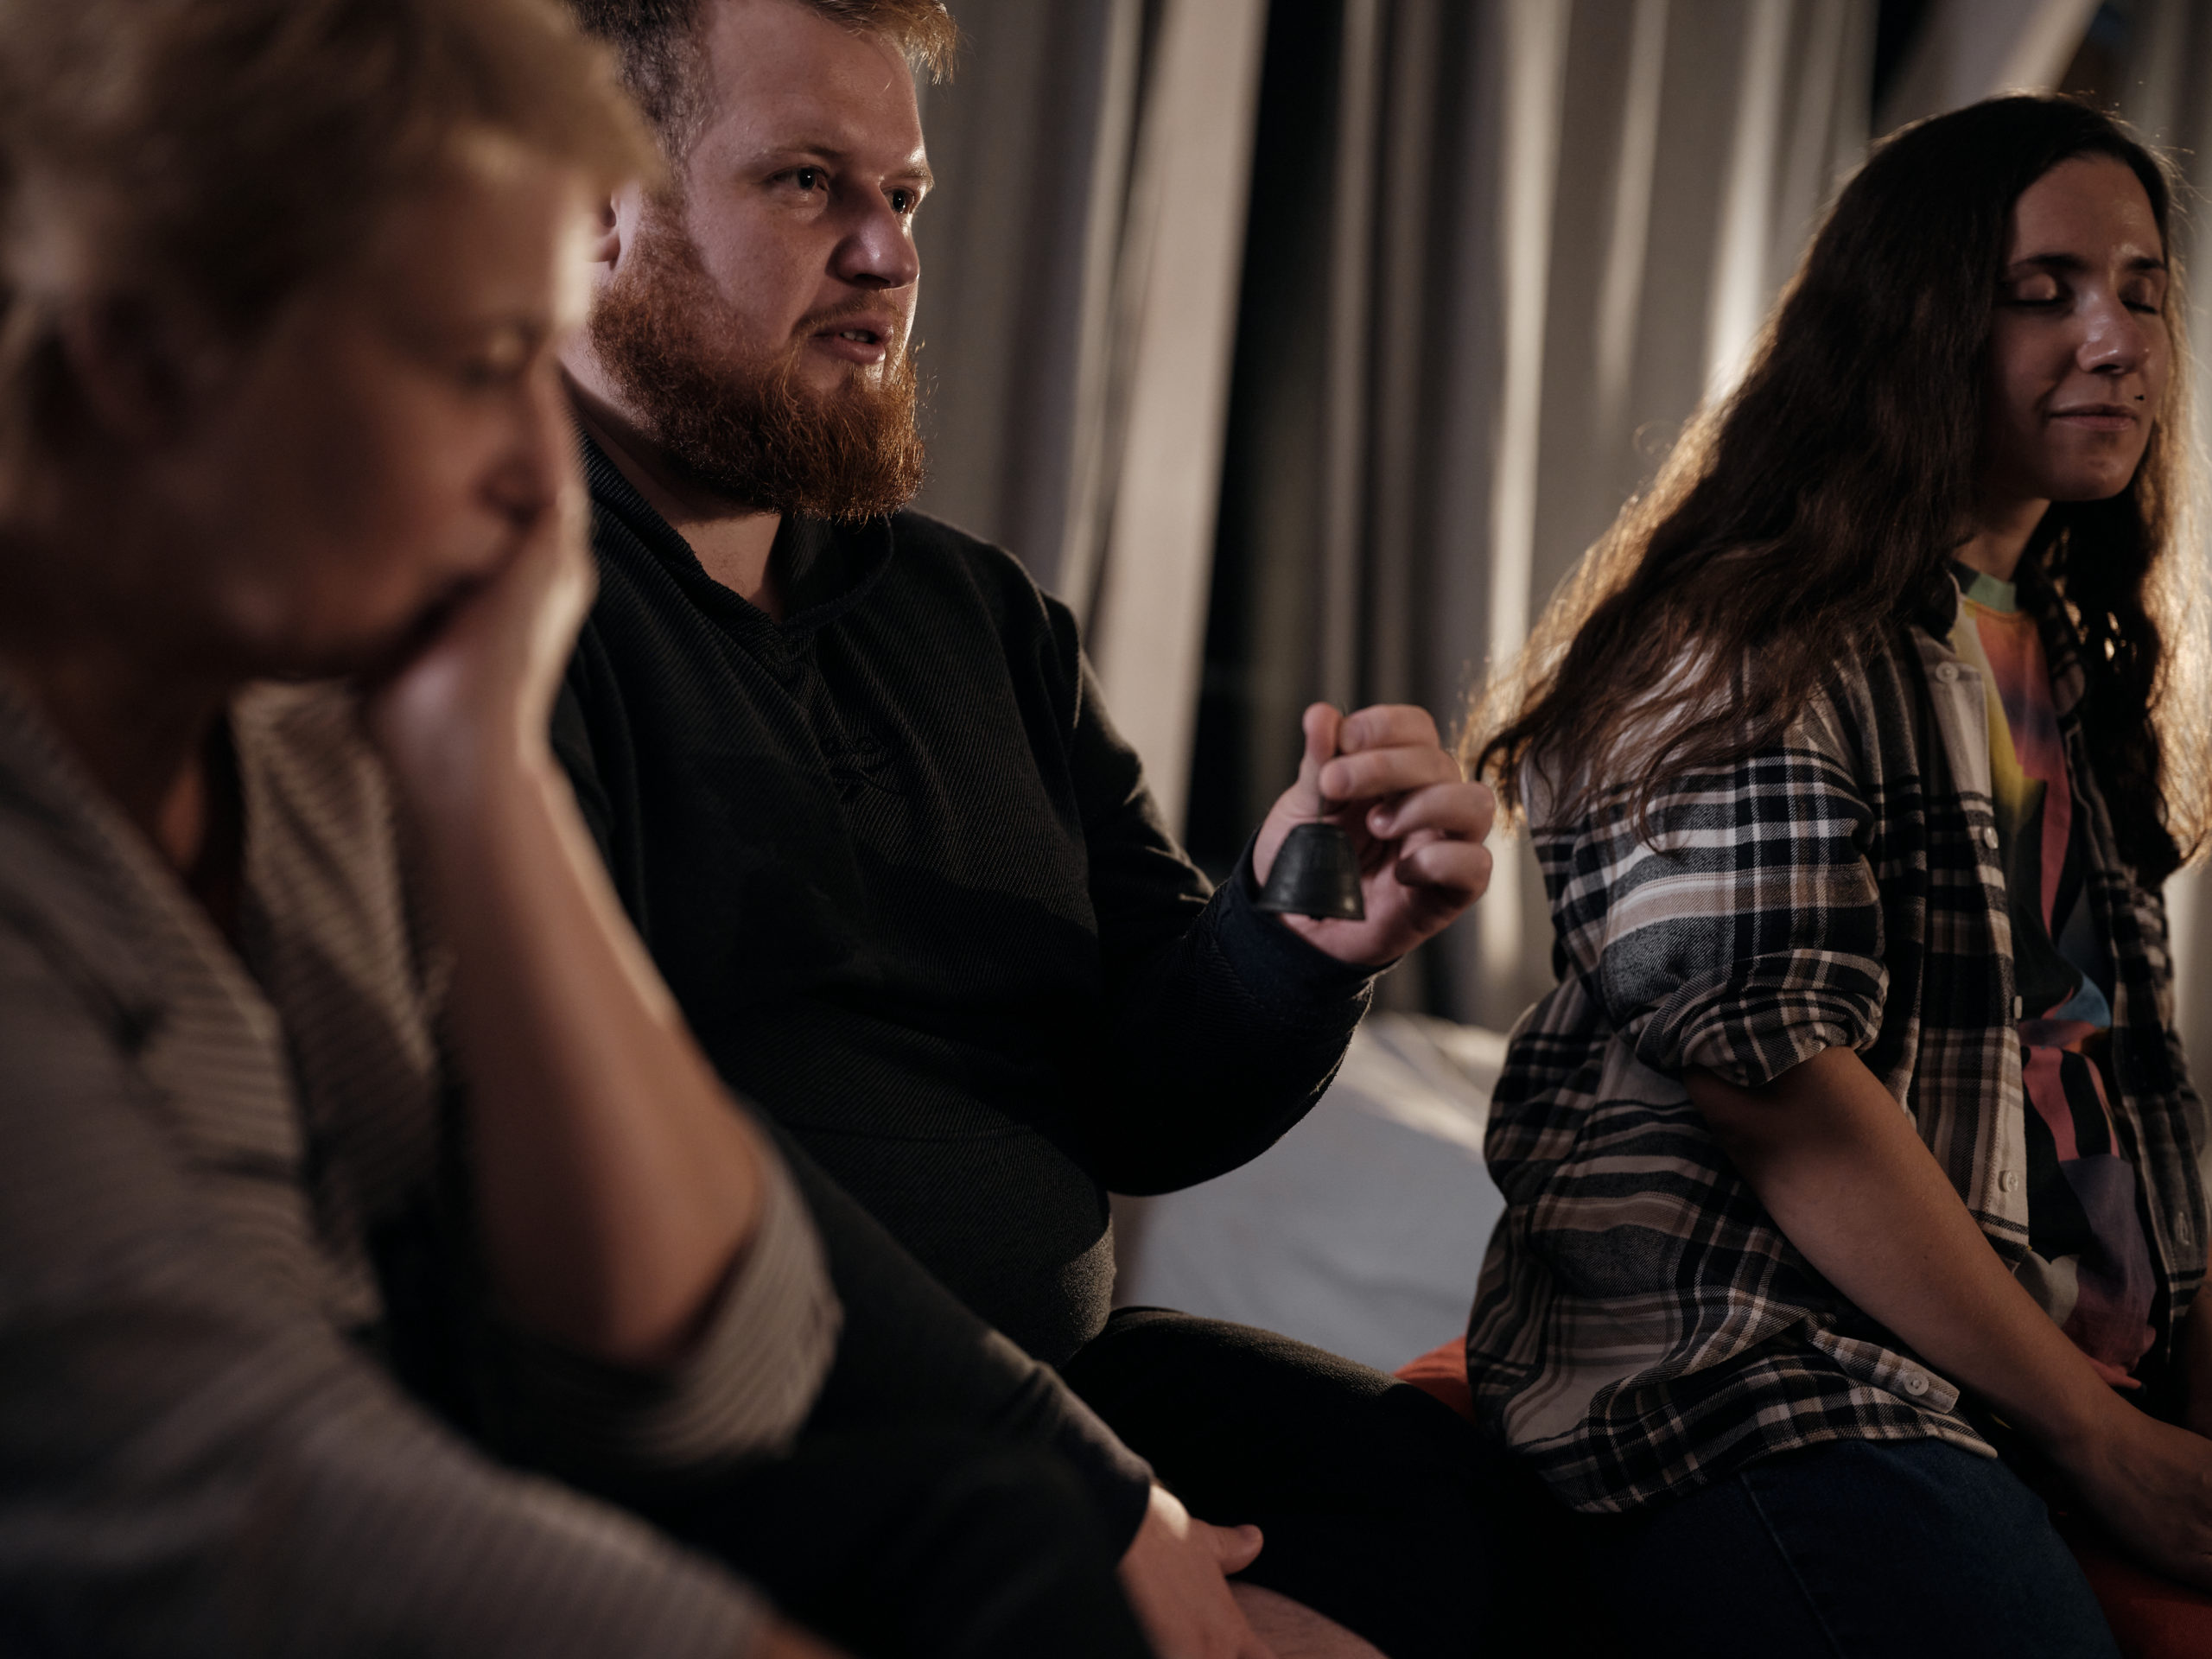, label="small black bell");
[1255,822,1365,920]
